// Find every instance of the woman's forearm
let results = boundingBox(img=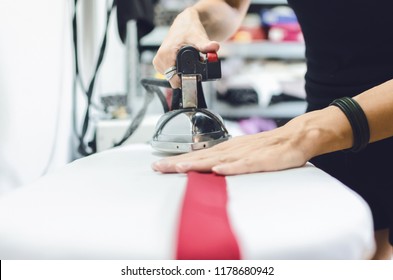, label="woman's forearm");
[192,0,251,41]
[151,78,393,175]
[354,79,393,142]
[295,78,393,159]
